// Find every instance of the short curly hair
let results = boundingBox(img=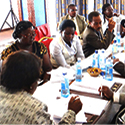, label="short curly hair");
[88,11,100,22]
[1,50,42,92]
[12,20,35,39]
